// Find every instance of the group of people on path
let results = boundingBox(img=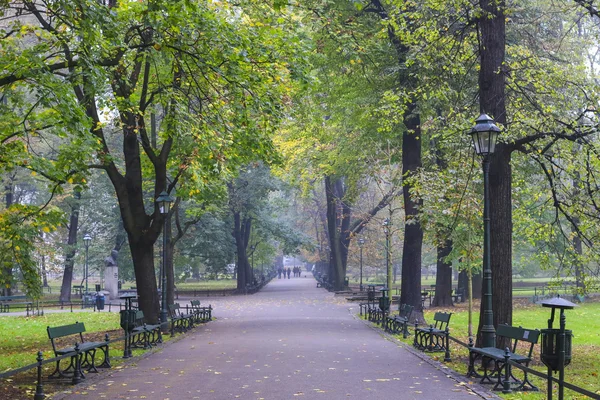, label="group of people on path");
[277,266,303,279]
